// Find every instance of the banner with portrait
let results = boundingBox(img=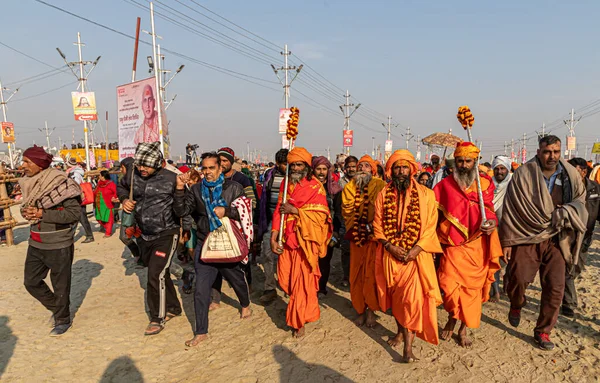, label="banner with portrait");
[71,92,98,121]
[116,77,169,159]
[1,122,15,143]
